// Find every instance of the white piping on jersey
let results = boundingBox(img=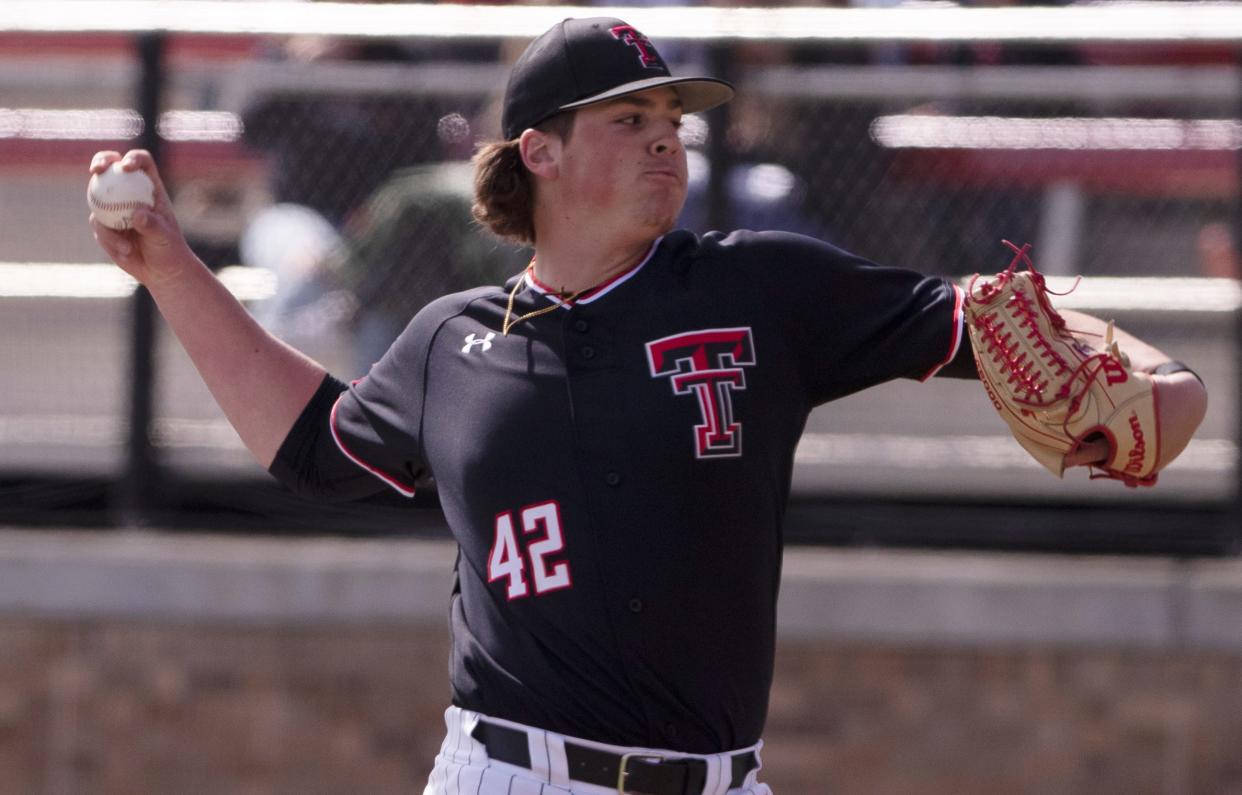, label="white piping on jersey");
[919,283,966,382]
[328,392,417,498]
[523,235,663,307]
